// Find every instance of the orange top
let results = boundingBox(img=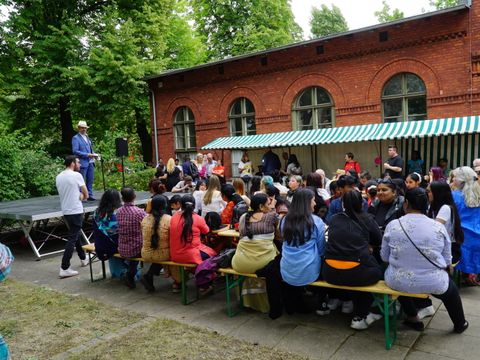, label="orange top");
[325,259,360,270]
